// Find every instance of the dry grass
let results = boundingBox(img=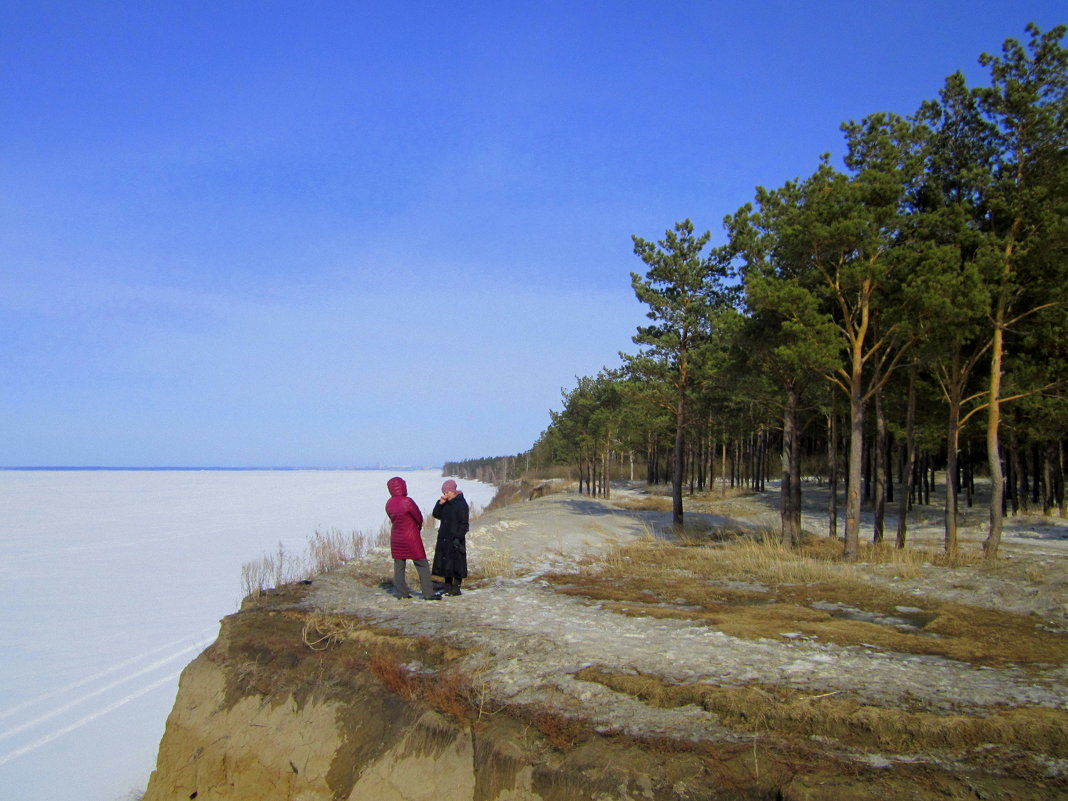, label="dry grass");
[240,525,388,599]
[240,541,306,599]
[426,667,483,723]
[367,650,419,700]
[576,667,1068,757]
[301,613,462,658]
[299,612,598,748]
[848,539,983,577]
[610,495,675,512]
[531,706,590,751]
[300,612,490,726]
[584,538,850,585]
[546,538,1068,667]
[644,483,760,500]
[471,549,519,579]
